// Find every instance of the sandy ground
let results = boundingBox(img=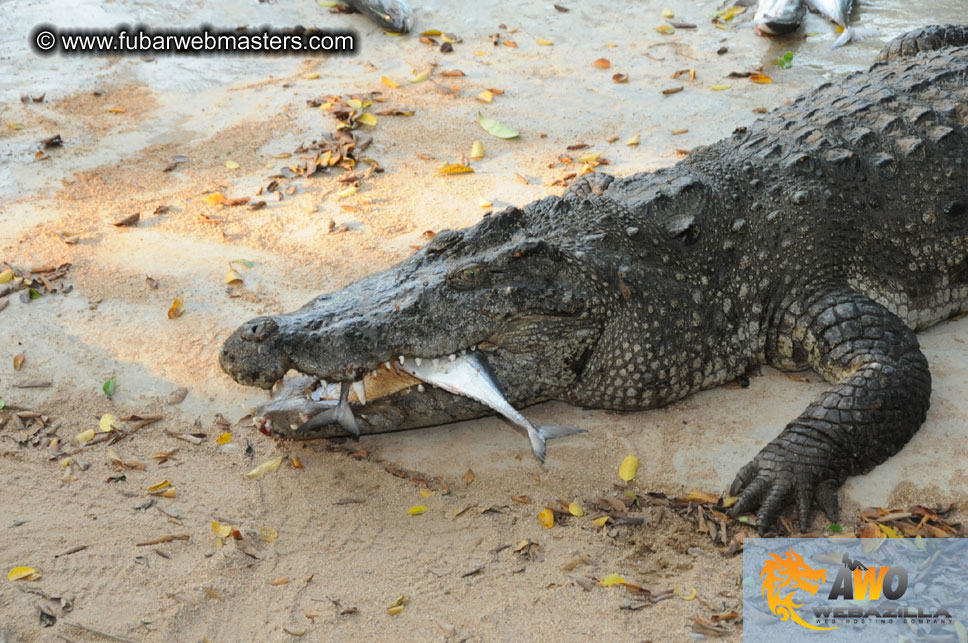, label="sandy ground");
[1,0,966,641]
